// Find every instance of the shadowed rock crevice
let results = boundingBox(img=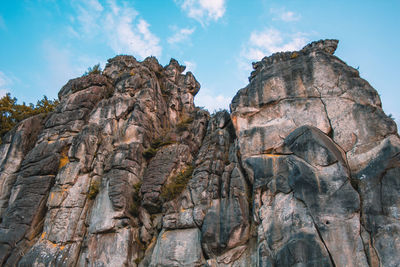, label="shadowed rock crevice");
[314,86,334,138]
[232,39,399,266]
[295,196,337,267]
[0,39,399,266]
